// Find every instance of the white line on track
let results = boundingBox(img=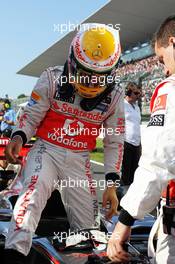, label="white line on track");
[90,160,104,166]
